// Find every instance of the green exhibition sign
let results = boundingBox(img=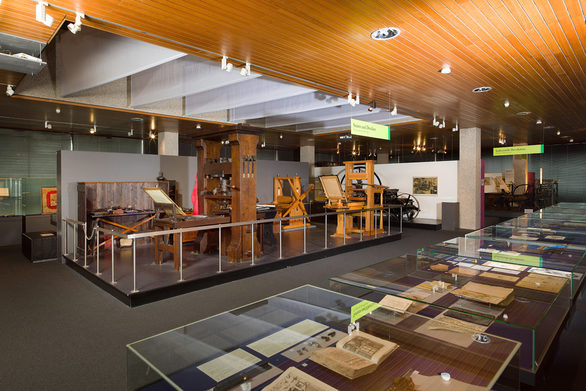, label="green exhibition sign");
[492,251,542,267]
[351,119,390,140]
[350,300,381,323]
[493,144,544,156]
